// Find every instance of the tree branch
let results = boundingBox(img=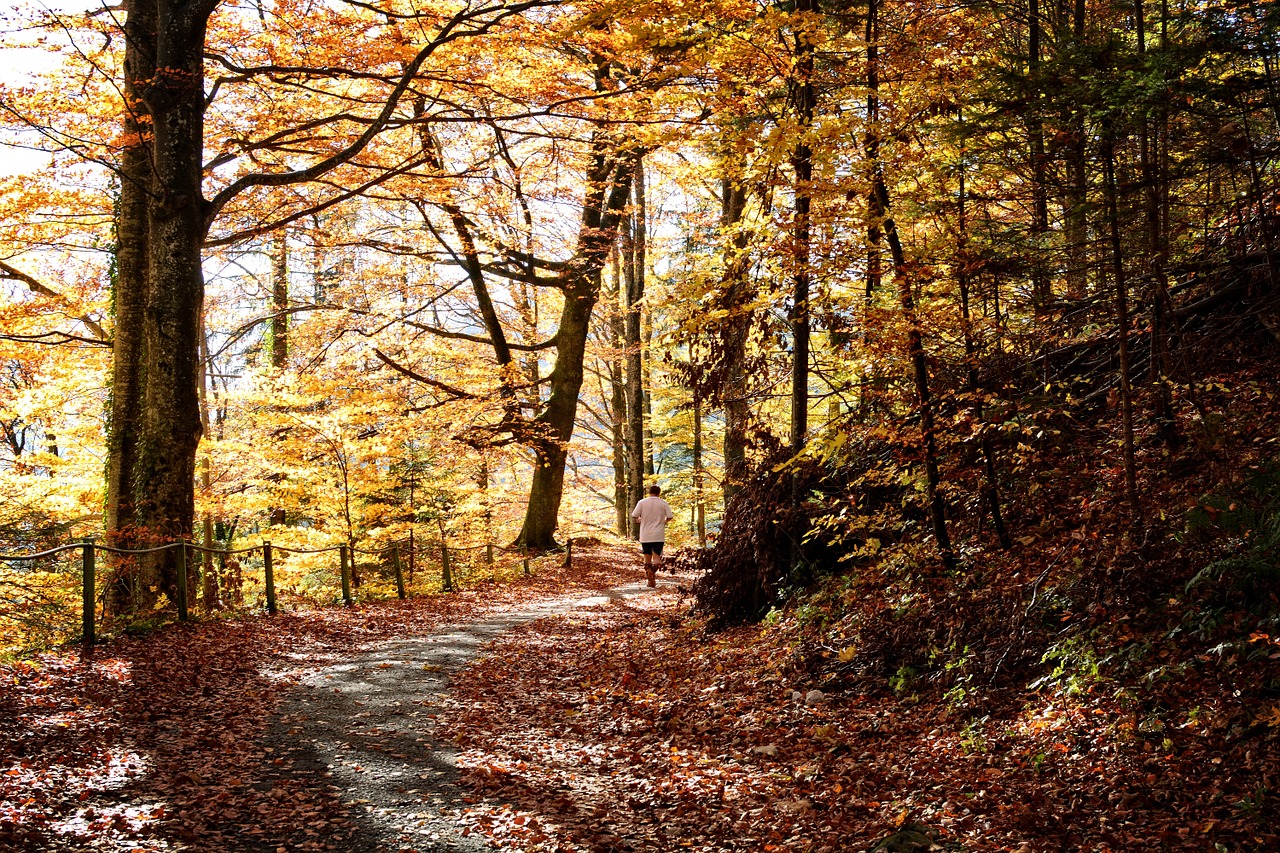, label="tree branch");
[372,348,476,399]
[202,1,550,230]
[0,262,109,342]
